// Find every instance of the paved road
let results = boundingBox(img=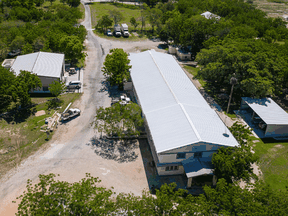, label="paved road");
[0,2,149,215]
